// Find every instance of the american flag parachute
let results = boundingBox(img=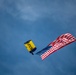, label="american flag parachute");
[36,33,76,60]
